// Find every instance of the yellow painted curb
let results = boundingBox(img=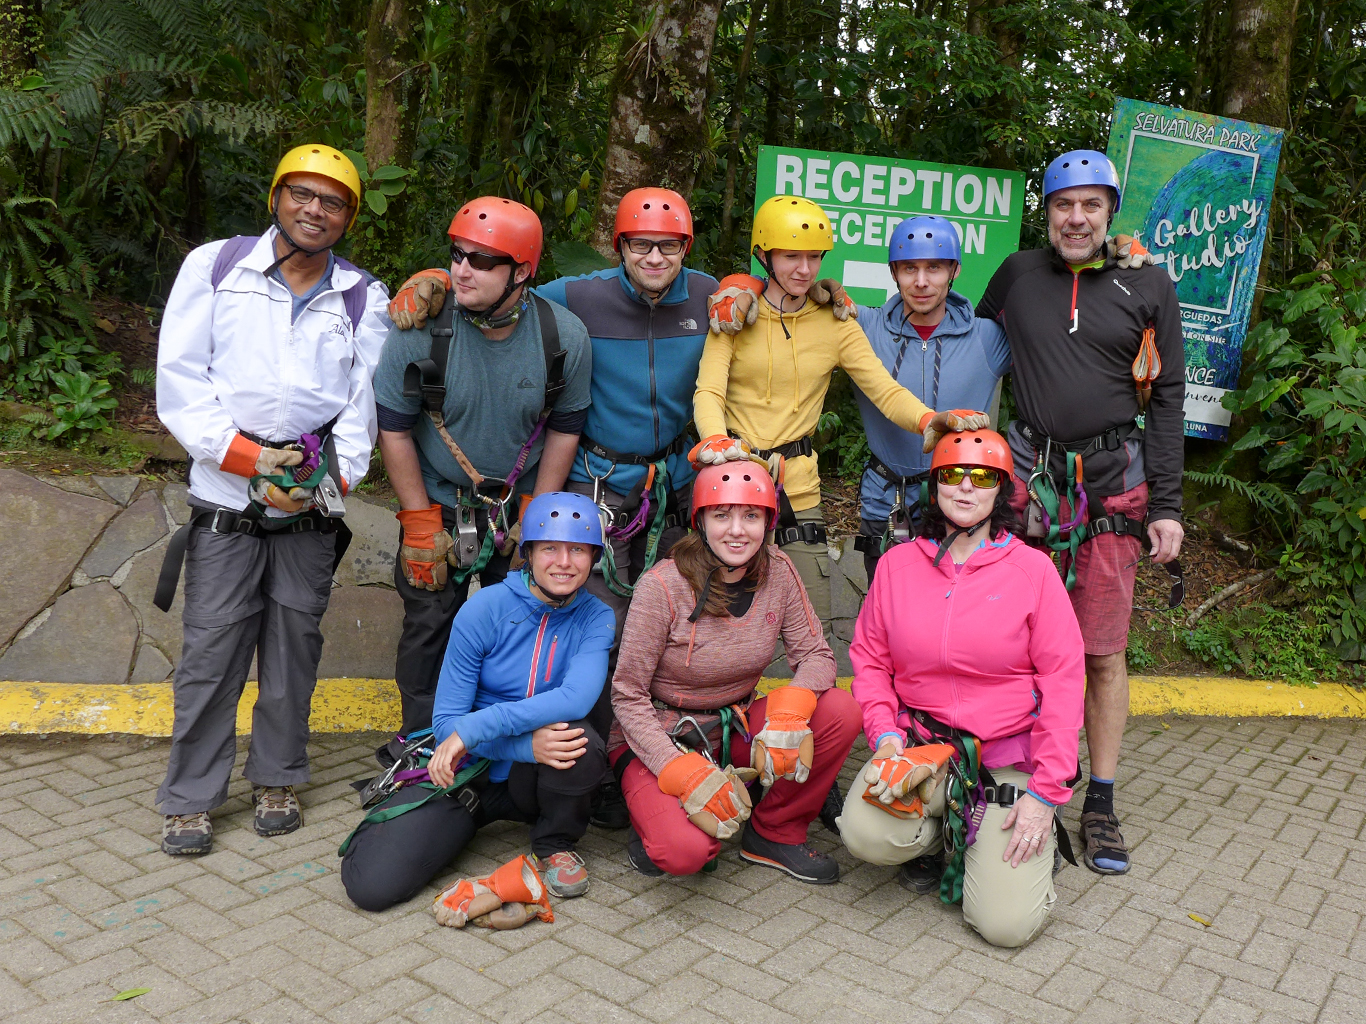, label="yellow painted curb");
[0,674,1362,737]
